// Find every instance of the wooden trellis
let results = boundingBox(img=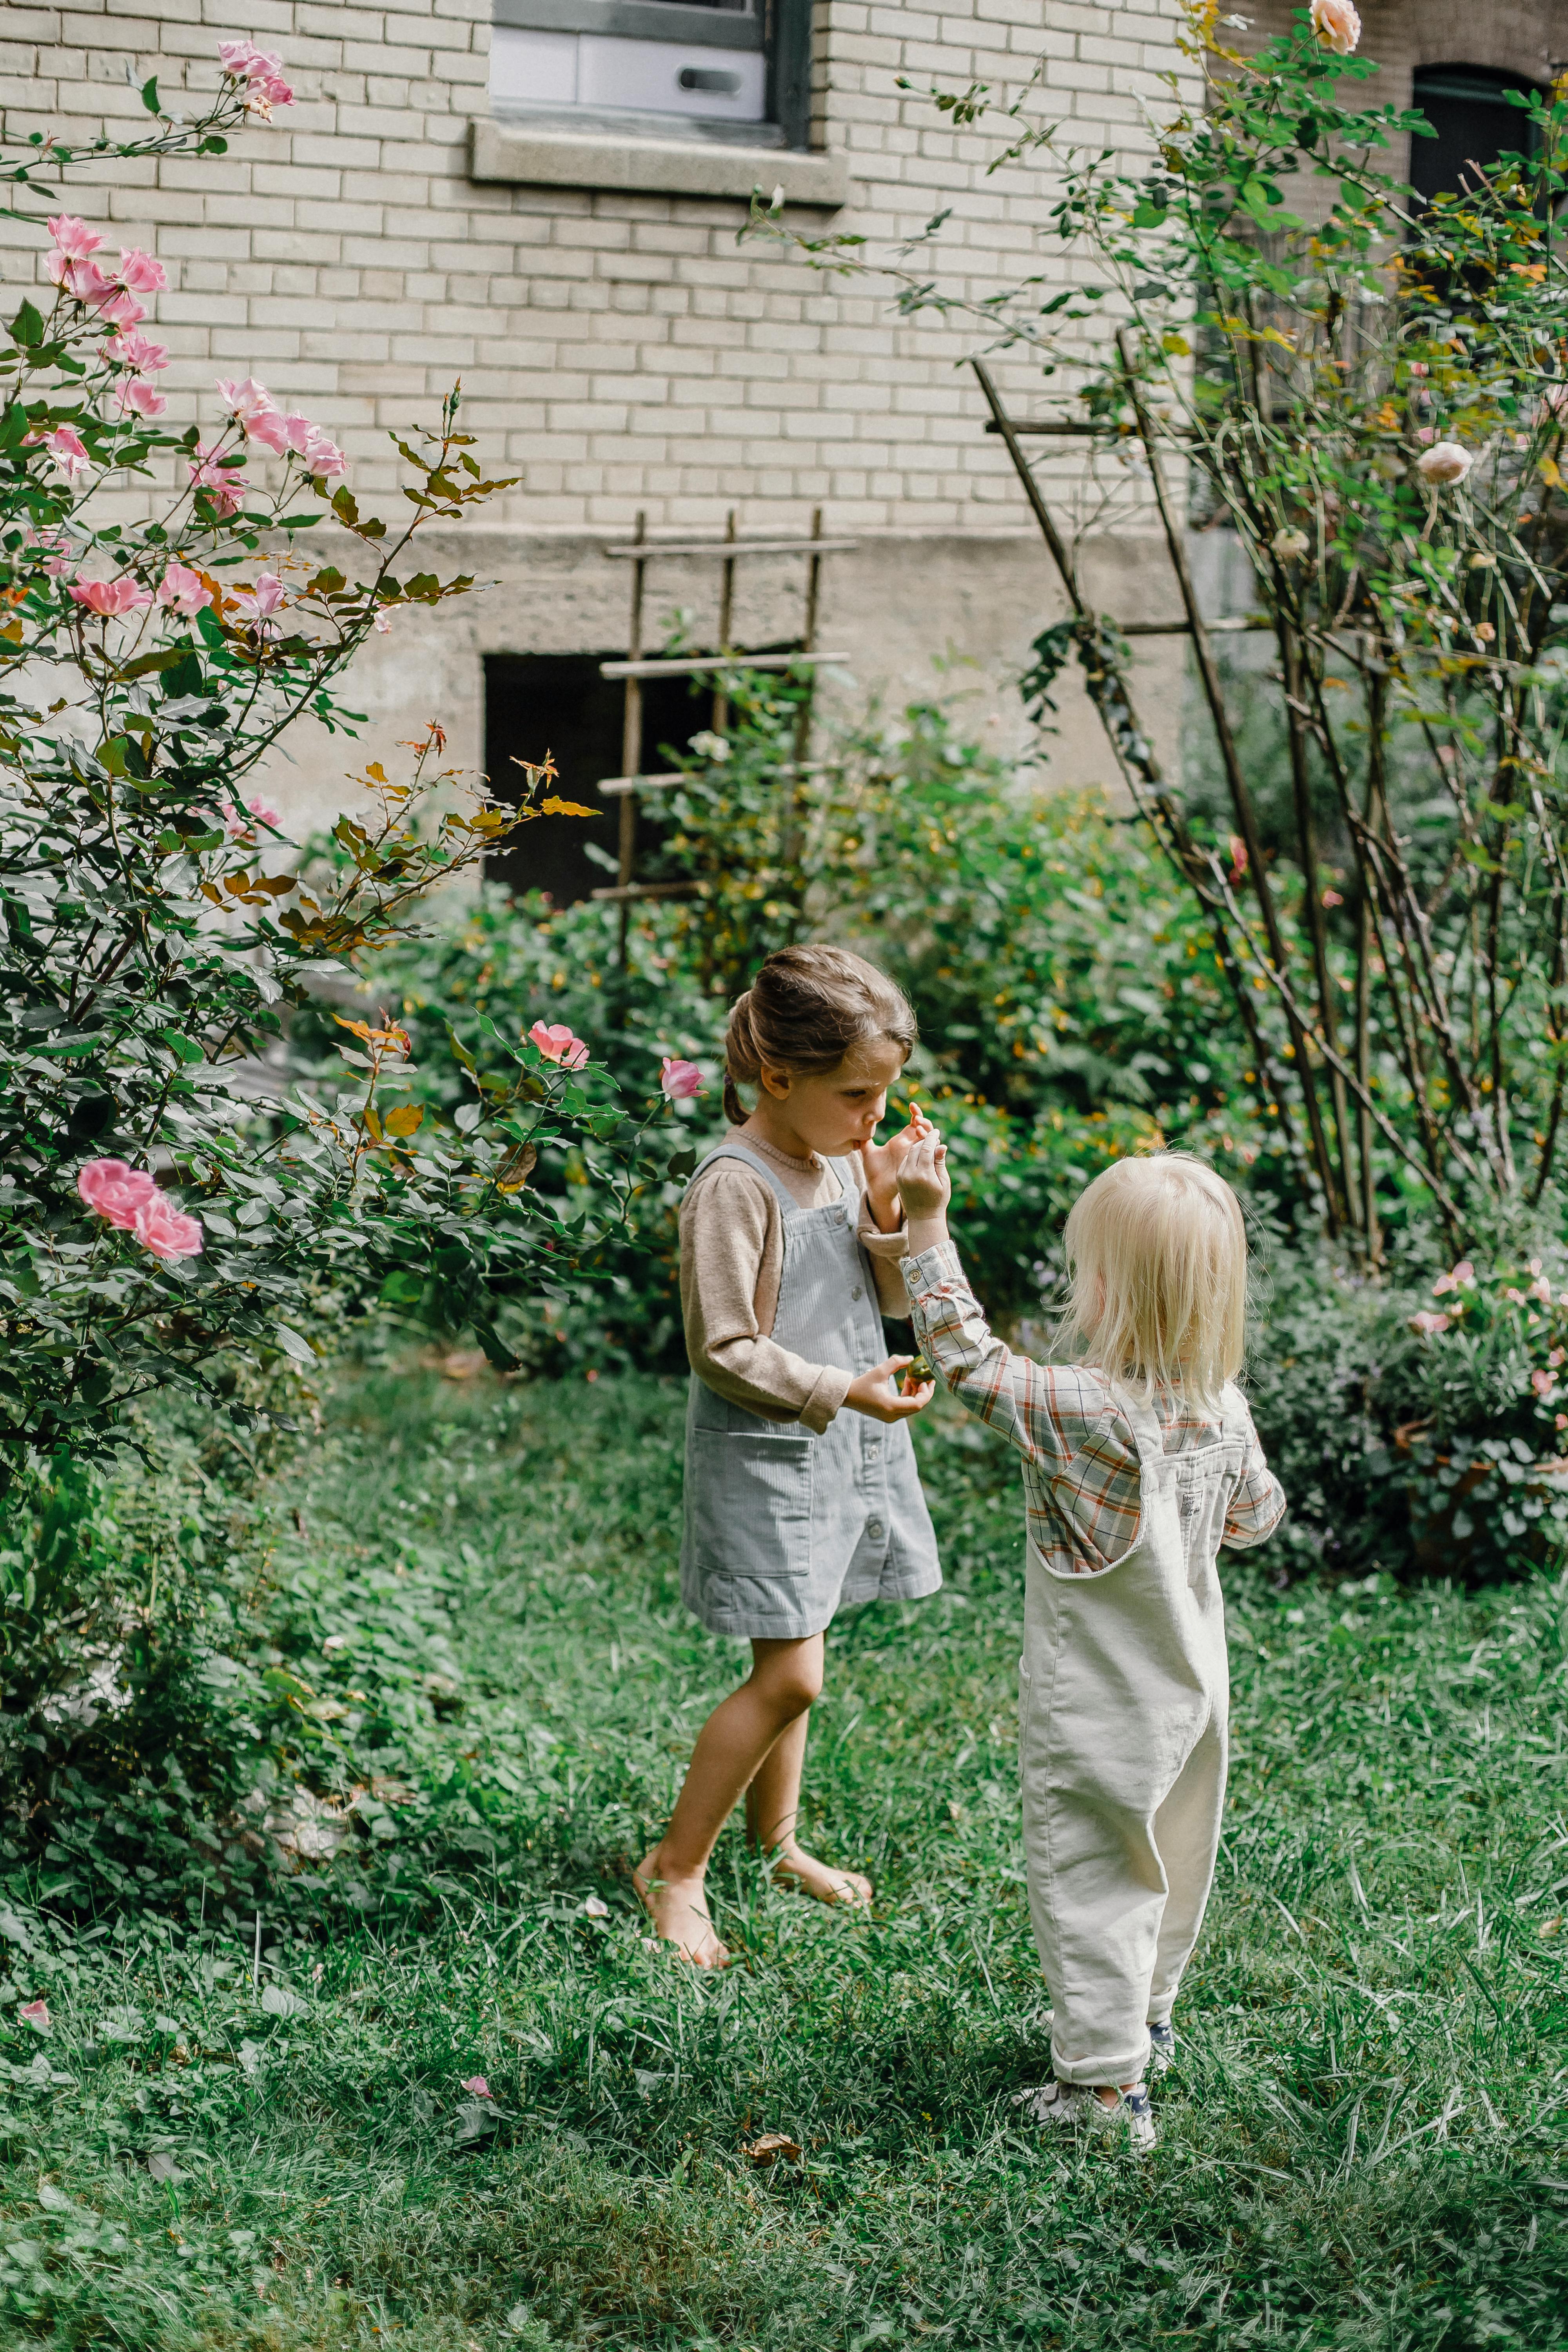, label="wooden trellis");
[589,508,853,952]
